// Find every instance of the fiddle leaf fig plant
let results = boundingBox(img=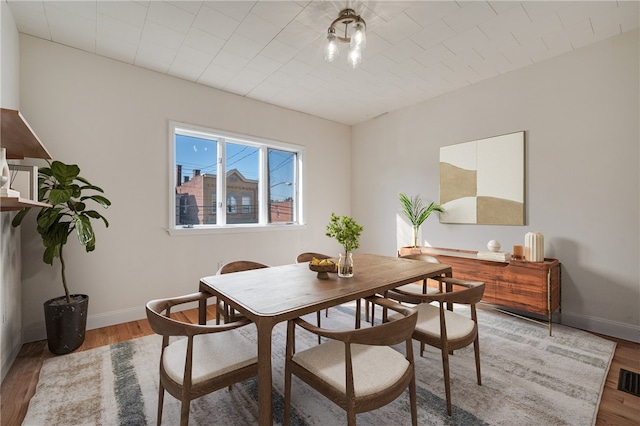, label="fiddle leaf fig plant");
[325,213,364,254]
[12,160,111,304]
[399,193,444,248]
